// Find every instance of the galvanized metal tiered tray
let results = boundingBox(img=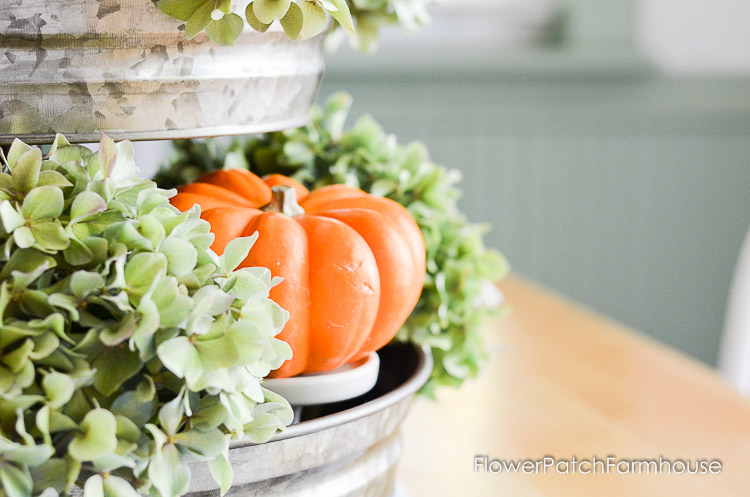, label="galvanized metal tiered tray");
[0,0,326,144]
[1,4,431,497]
